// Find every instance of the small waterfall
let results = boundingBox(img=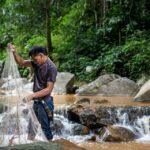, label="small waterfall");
[134,116,150,142]
[53,111,92,143]
[114,109,150,142]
